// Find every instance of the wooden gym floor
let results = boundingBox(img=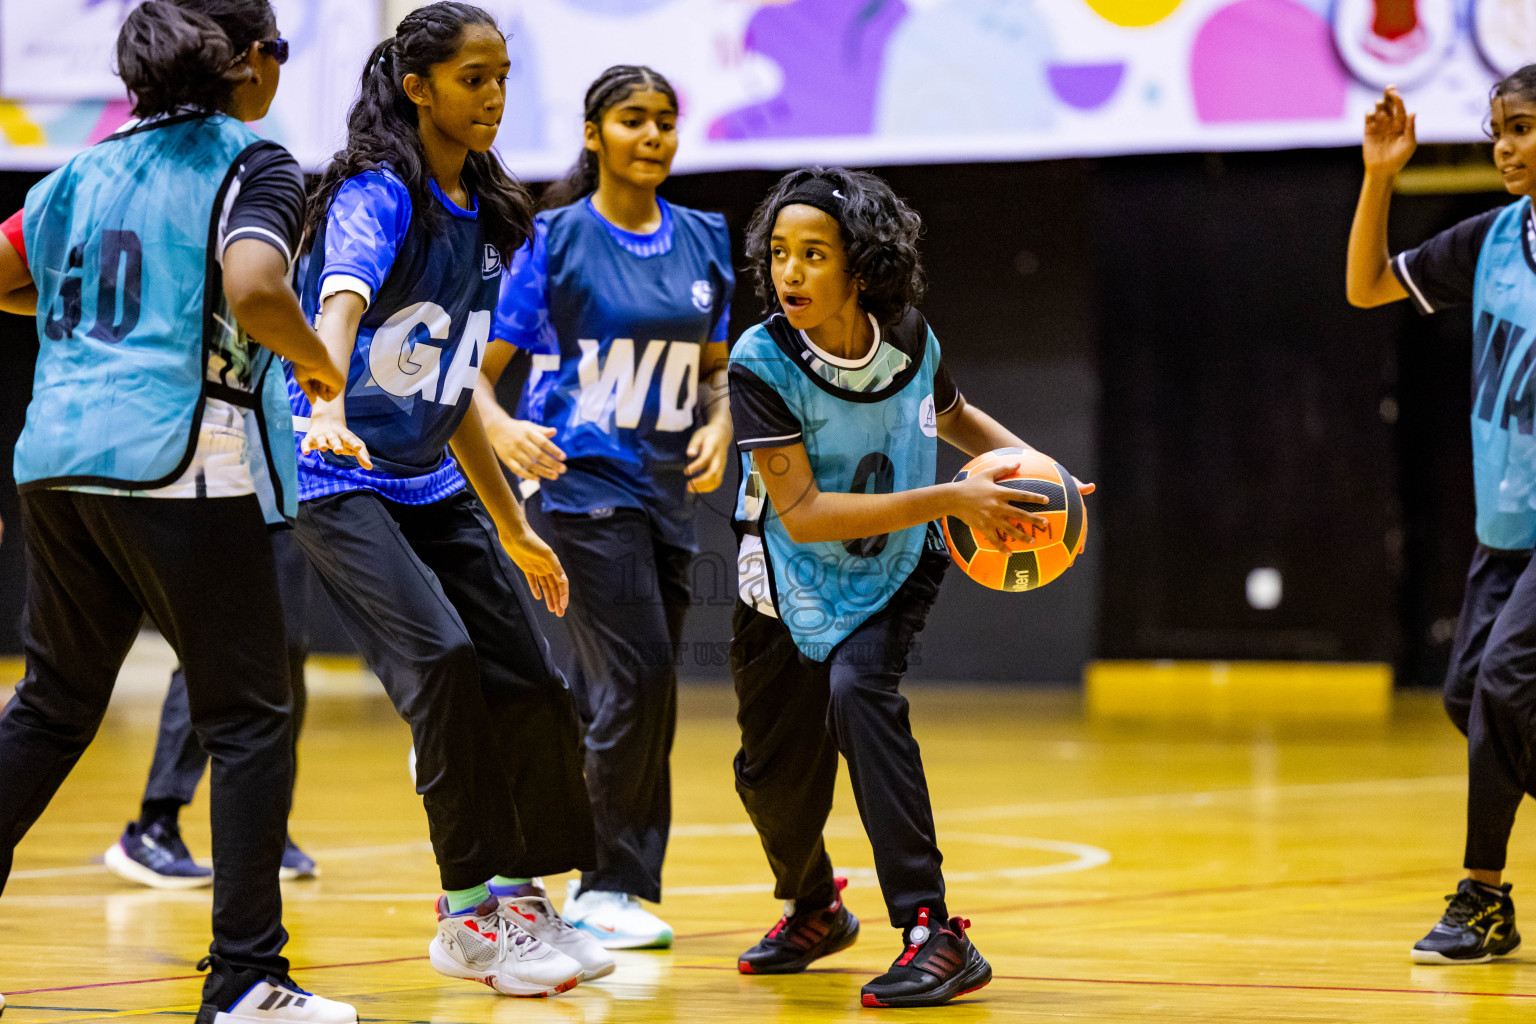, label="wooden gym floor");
[2,655,1535,1022]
